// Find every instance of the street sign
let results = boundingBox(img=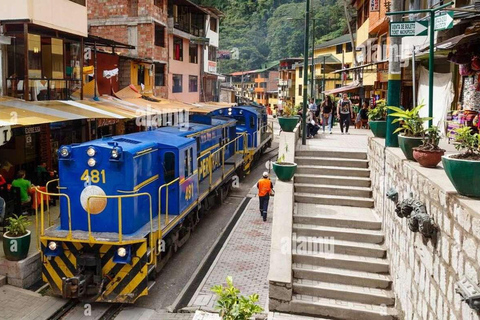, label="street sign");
[0,126,12,146]
[435,11,454,31]
[390,21,429,37]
